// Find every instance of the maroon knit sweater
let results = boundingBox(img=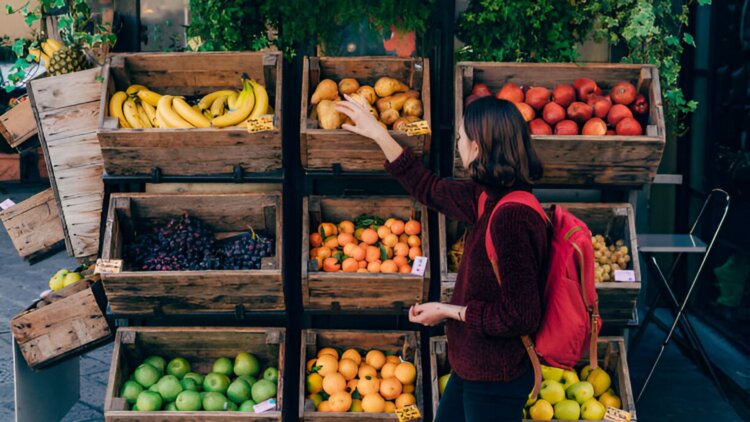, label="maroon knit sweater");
[385,149,548,382]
